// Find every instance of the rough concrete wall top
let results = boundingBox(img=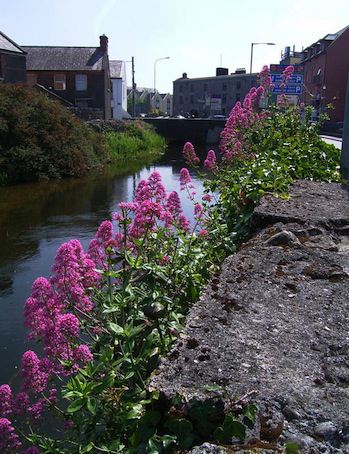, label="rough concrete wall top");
[151,180,349,453]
